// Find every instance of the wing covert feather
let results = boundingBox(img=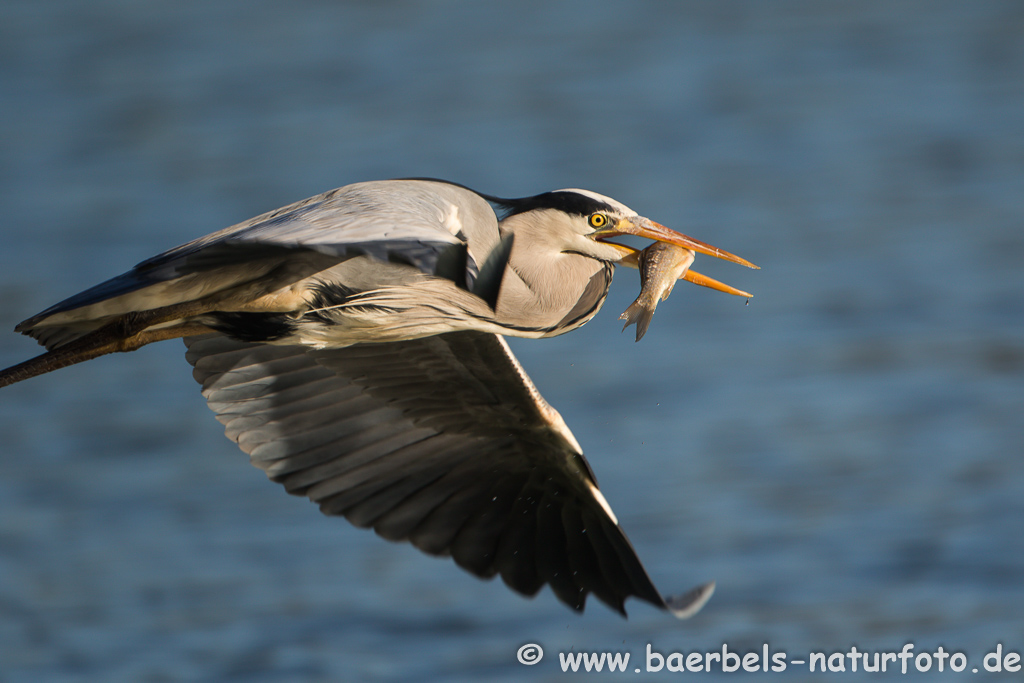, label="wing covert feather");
[18,180,500,345]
